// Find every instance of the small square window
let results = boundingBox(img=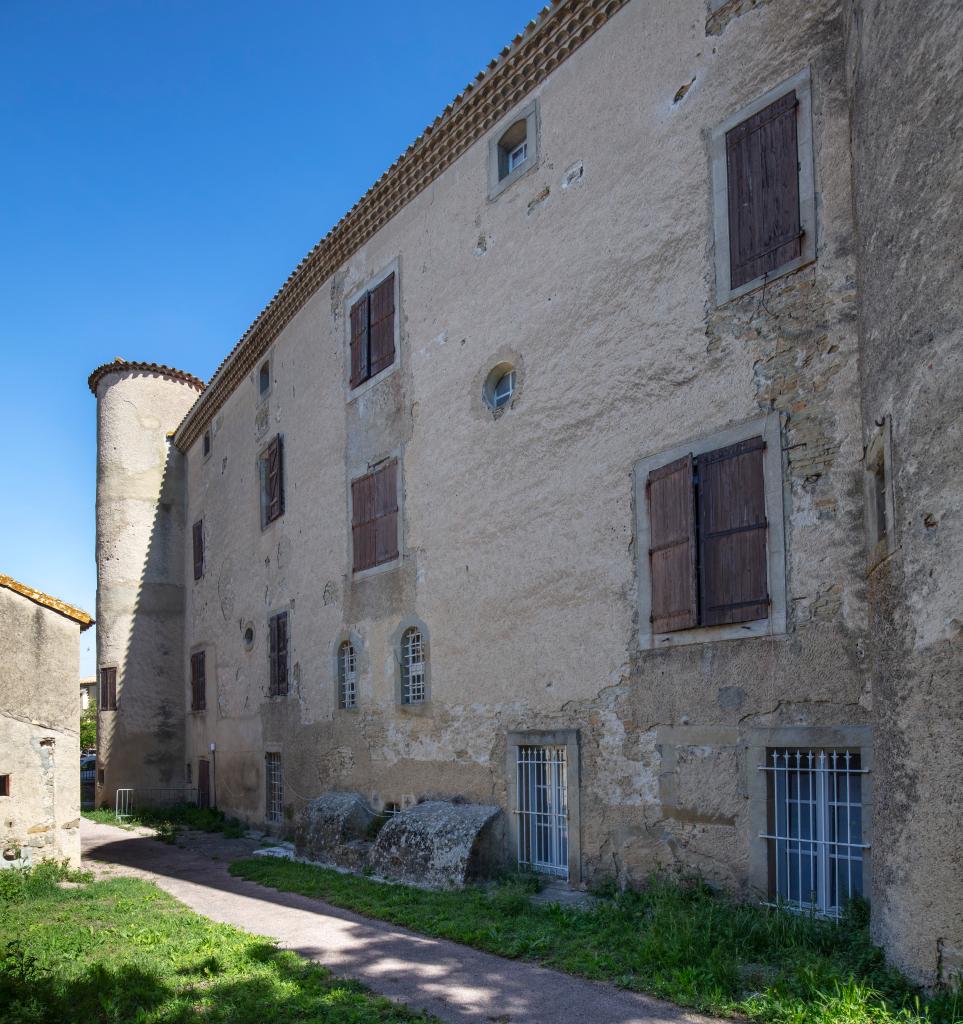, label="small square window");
[0,775,9,797]
[489,101,538,199]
